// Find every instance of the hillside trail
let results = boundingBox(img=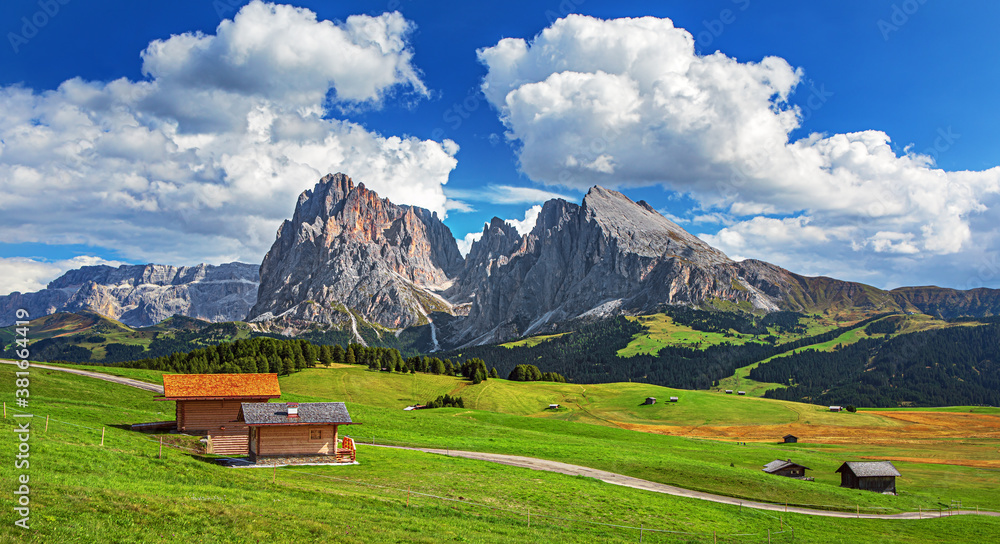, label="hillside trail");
[1,359,163,393]
[6,360,998,521]
[372,445,1000,520]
